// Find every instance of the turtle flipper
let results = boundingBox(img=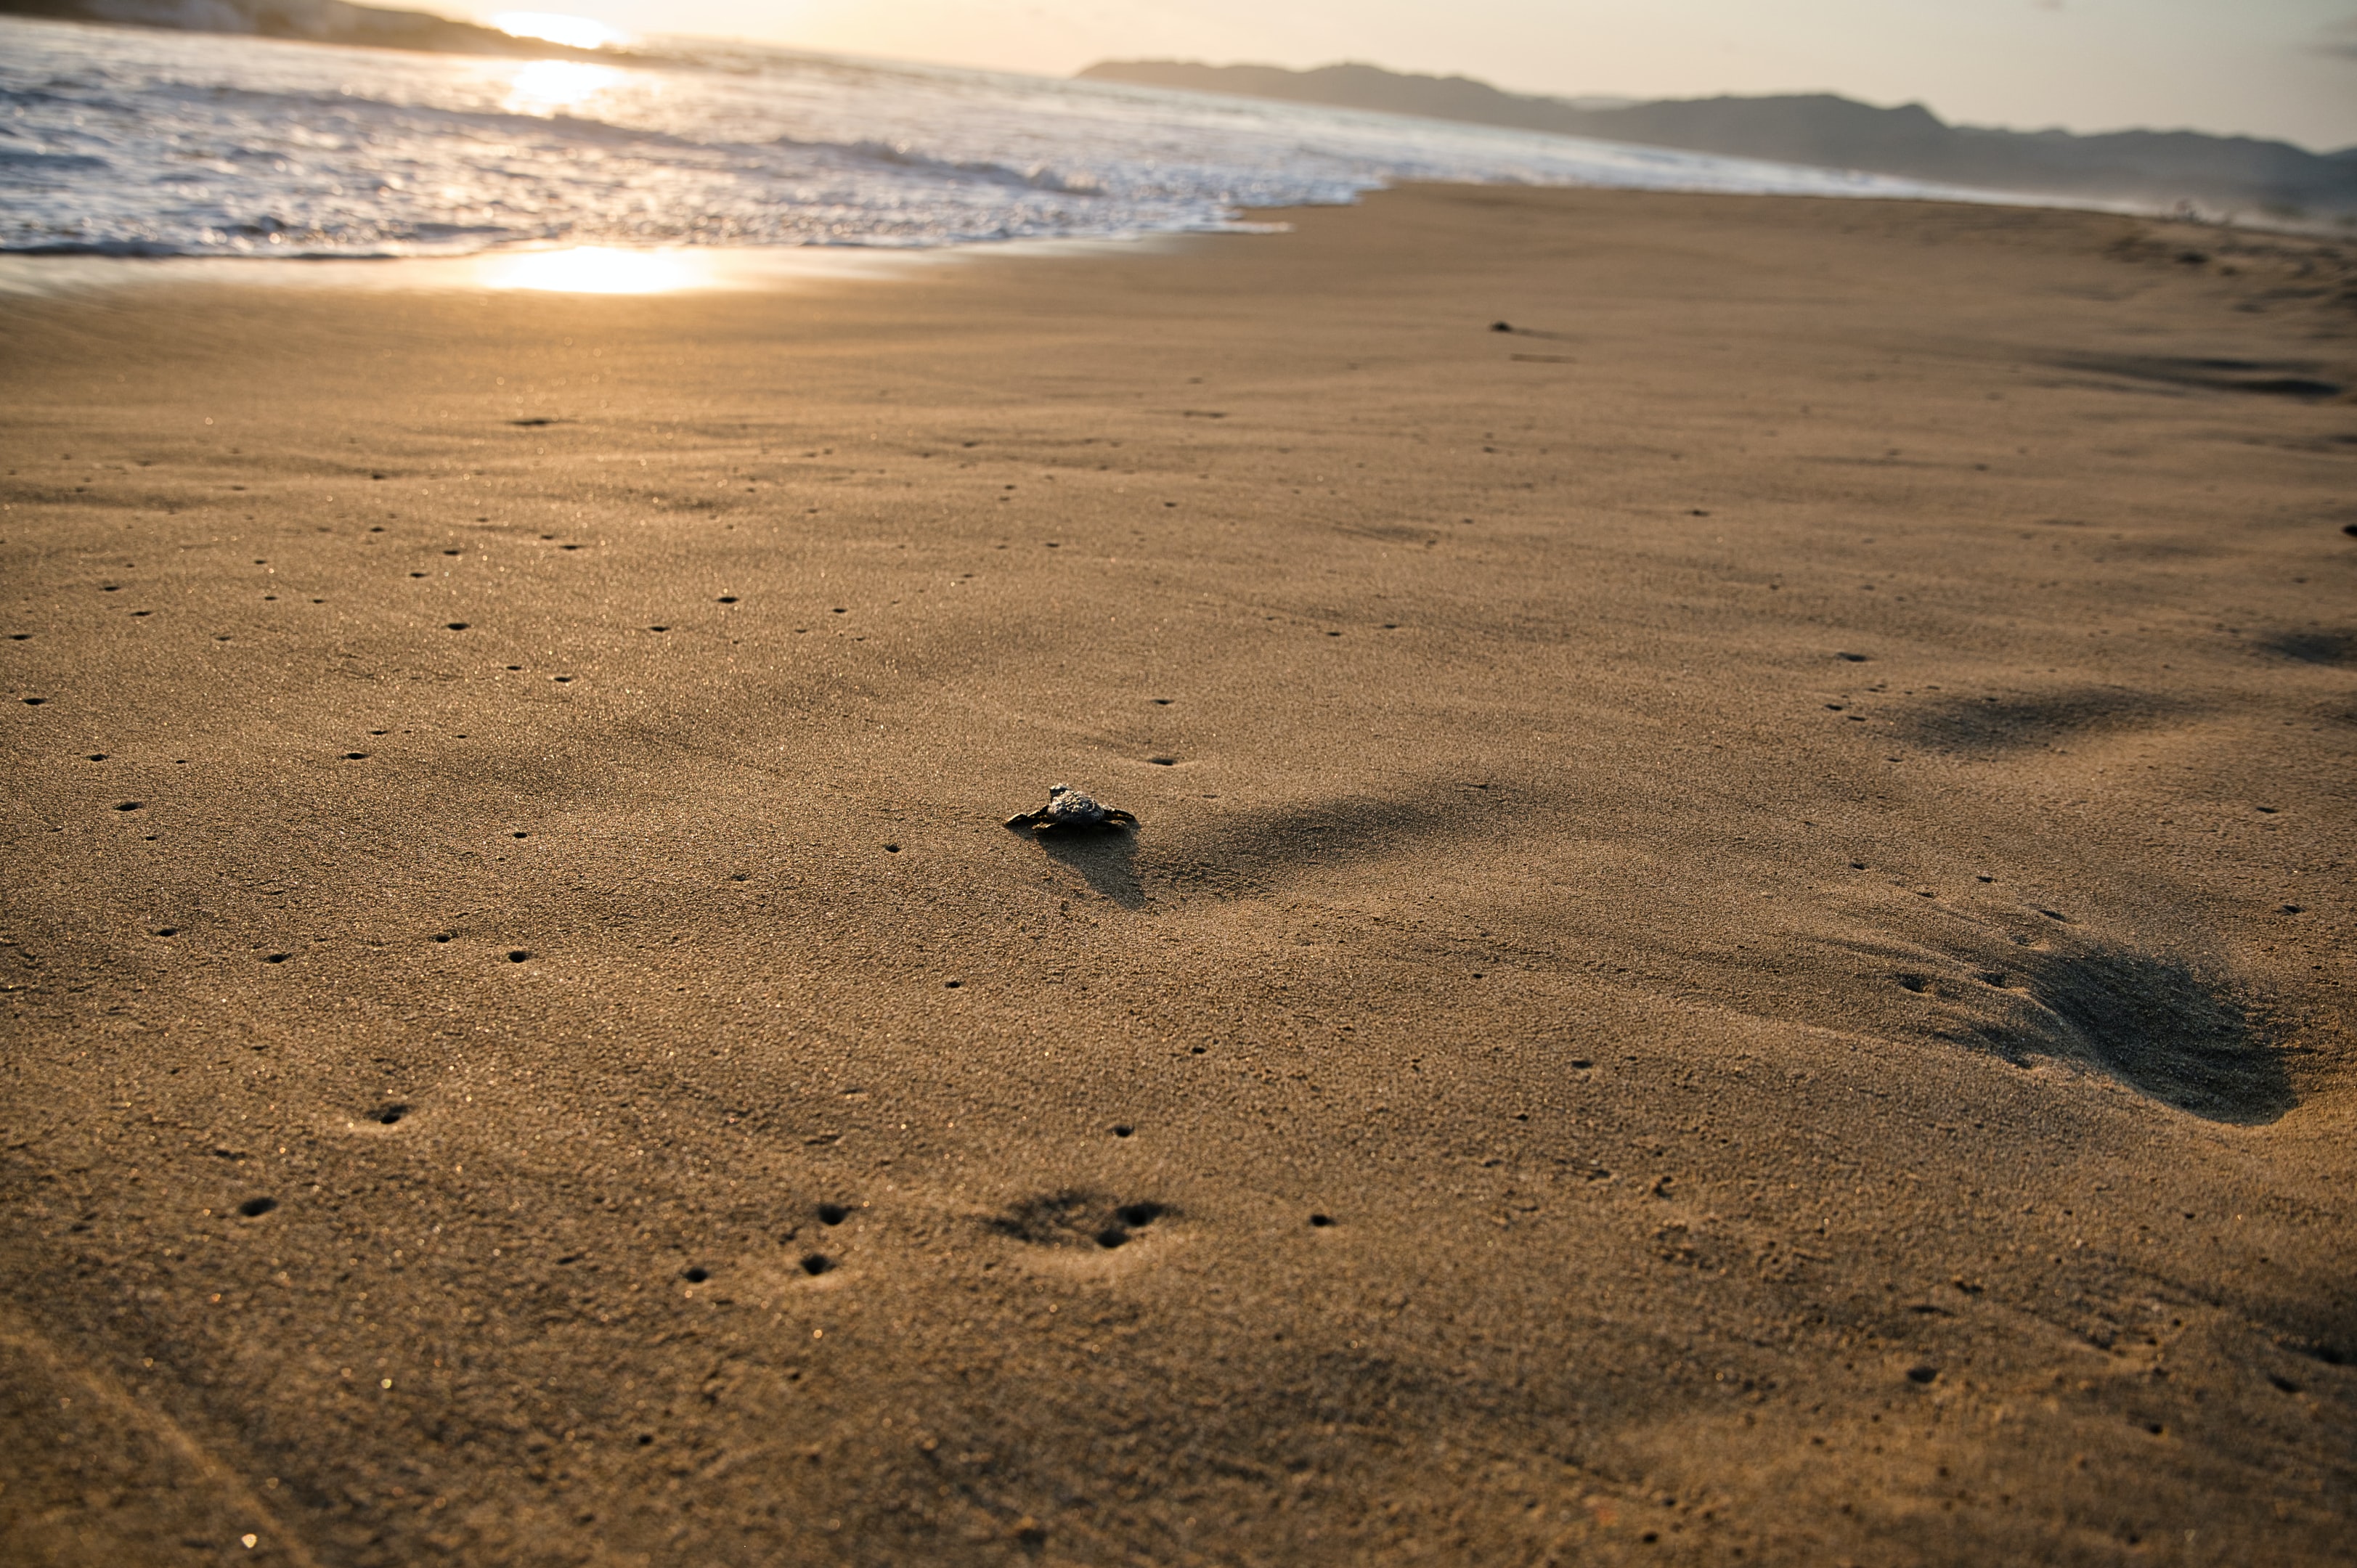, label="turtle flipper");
[1104,809,1139,828]
[1004,811,1042,829]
